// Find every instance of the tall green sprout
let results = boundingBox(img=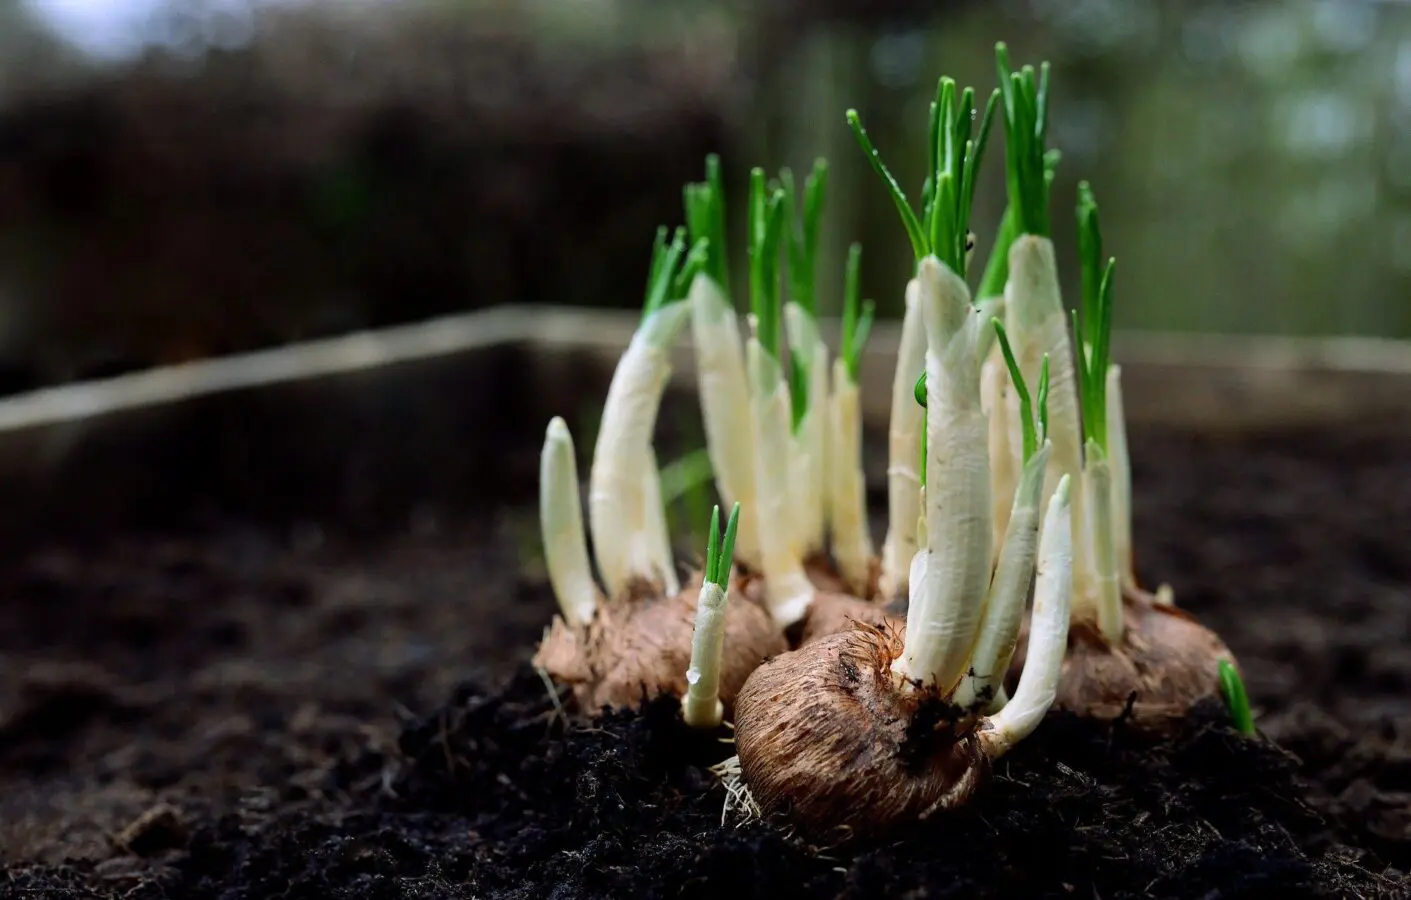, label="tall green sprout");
[642,225,709,322]
[1074,182,1115,451]
[995,43,1053,239]
[747,168,787,359]
[780,160,828,431]
[840,243,875,383]
[683,154,730,296]
[847,77,998,275]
